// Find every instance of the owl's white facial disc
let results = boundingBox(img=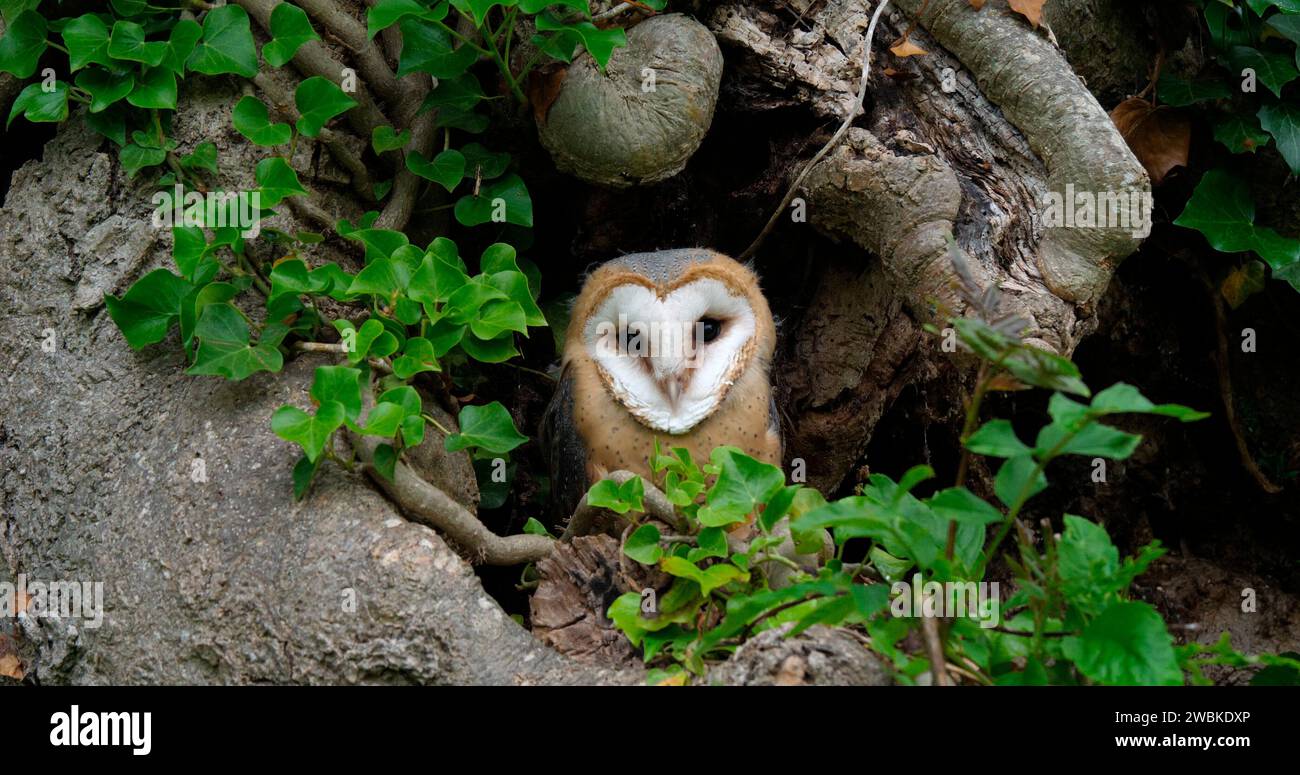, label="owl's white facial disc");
[583,278,757,434]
